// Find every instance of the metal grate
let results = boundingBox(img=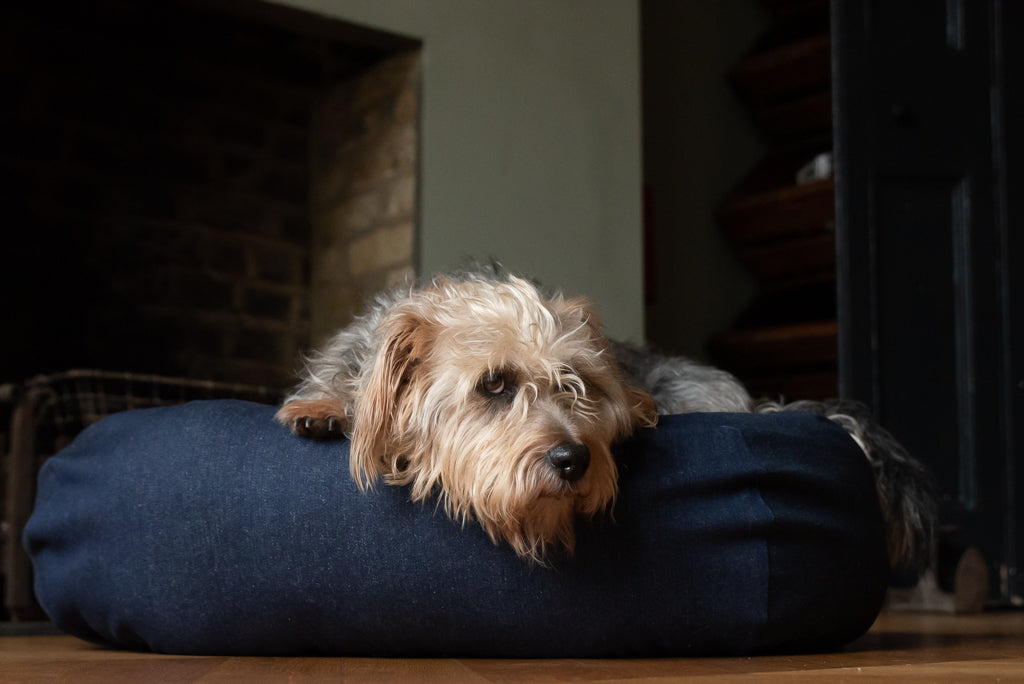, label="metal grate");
[22,370,282,451]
